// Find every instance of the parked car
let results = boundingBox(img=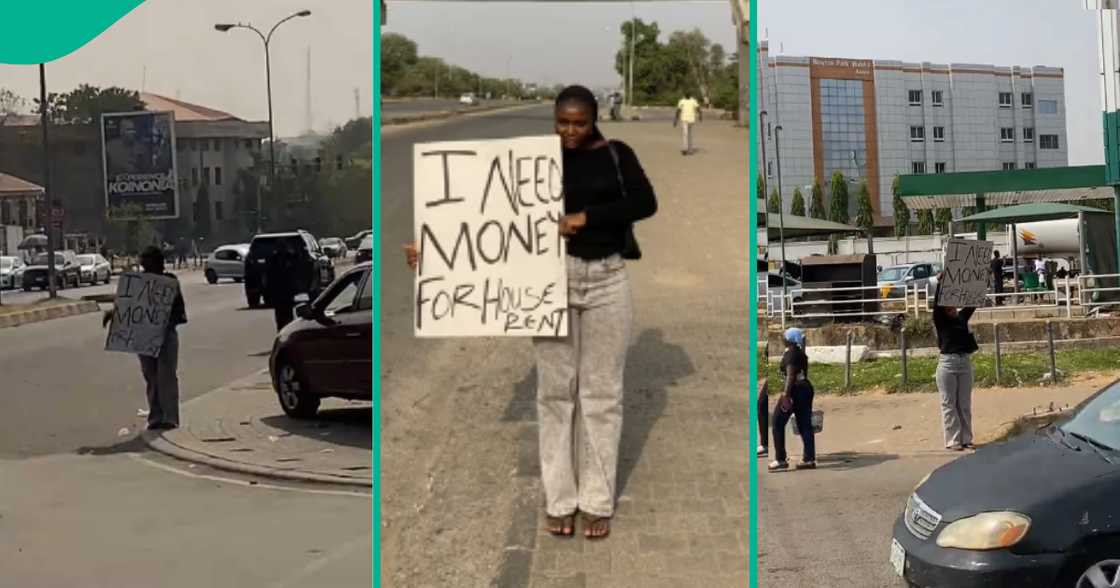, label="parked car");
[76,253,112,285]
[22,251,81,291]
[355,235,373,264]
[319,237,348,259]
[878,262,942,299]
[244,231,334,309]
[0,256,25,290]
[459,93,477,106]
[269,262,373,418]
[345,229,372,250]
[204,244,250,284]
[891,377,1120,587]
